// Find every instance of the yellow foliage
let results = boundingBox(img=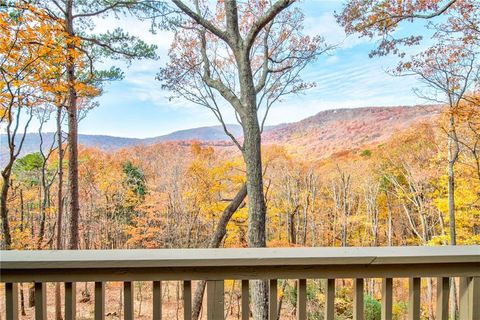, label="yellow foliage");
[0,2,99,114]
